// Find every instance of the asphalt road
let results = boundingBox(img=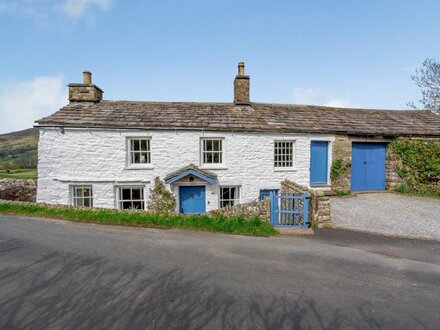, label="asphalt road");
[1,215,439,329]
